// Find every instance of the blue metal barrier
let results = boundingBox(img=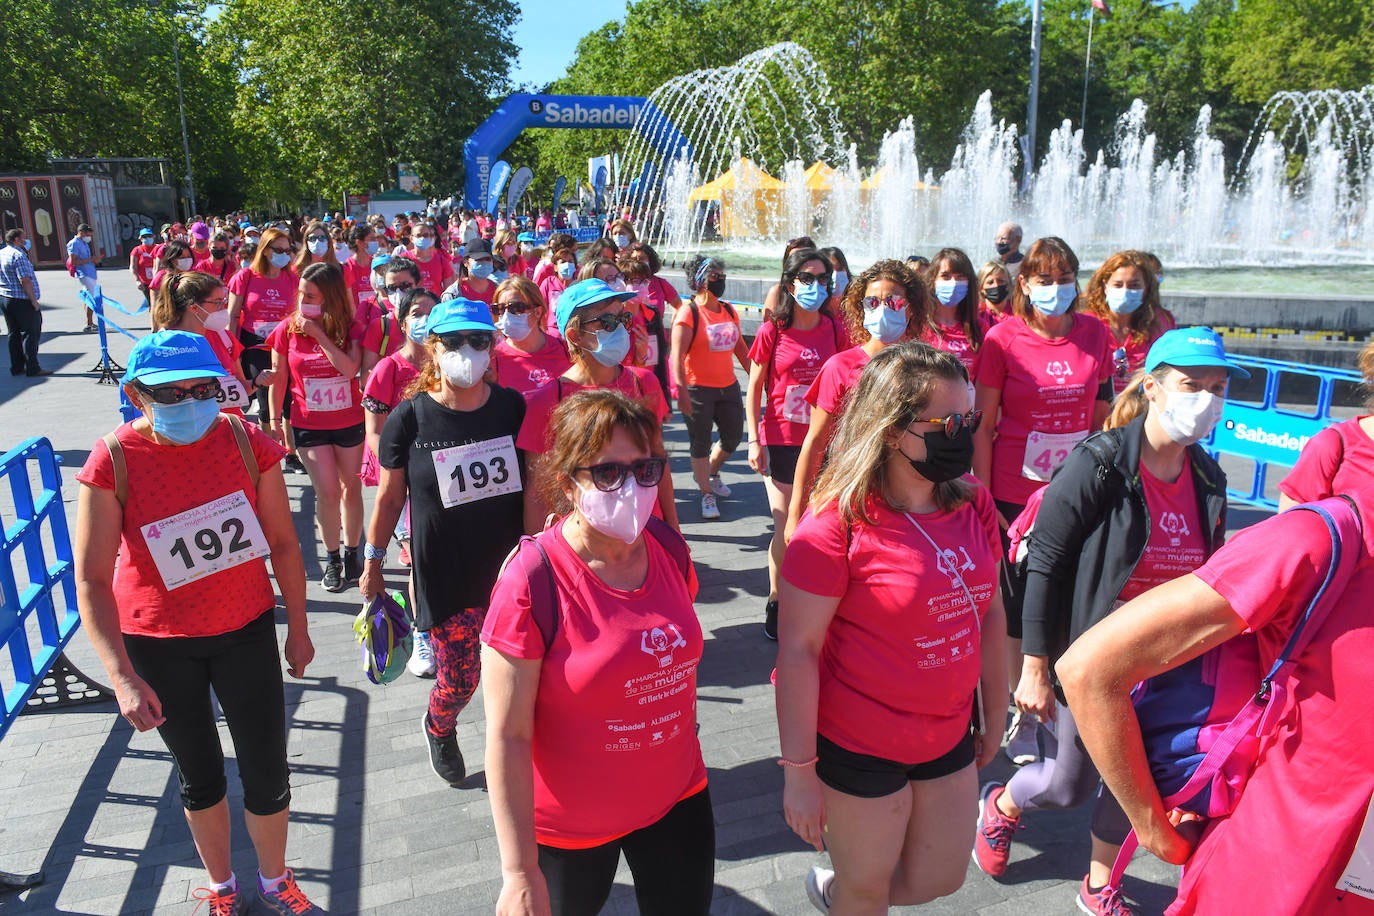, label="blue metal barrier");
[1203,355,1364,510]
[0,438,93,742]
